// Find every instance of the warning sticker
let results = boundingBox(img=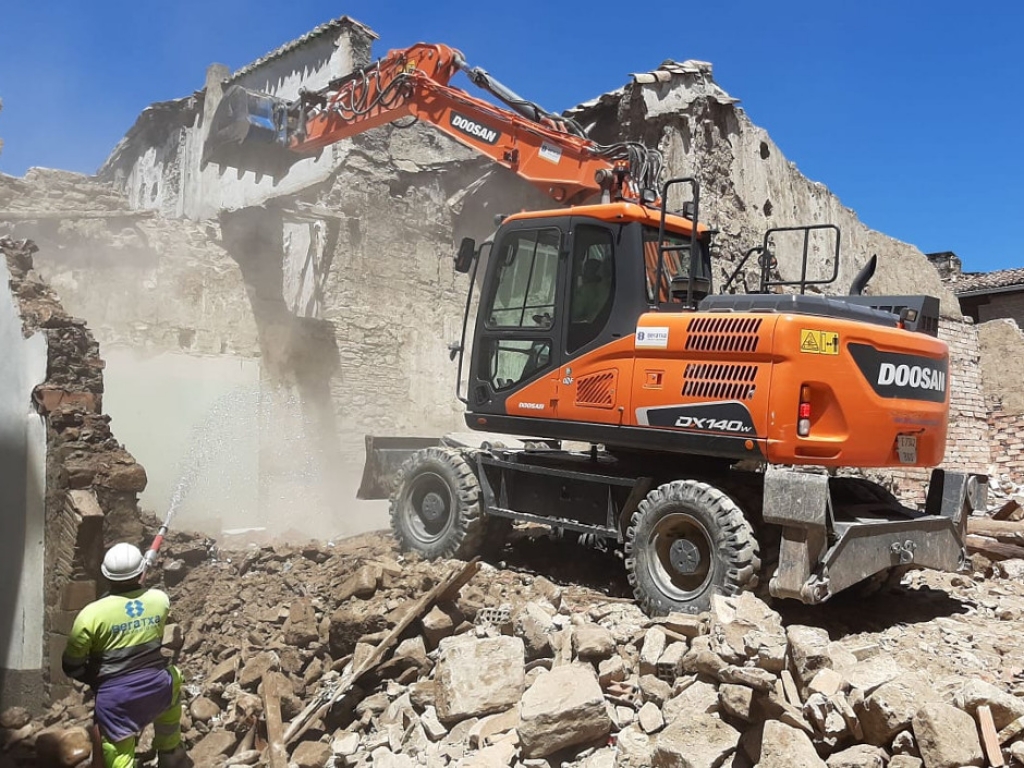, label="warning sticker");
[800,329,840,355]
